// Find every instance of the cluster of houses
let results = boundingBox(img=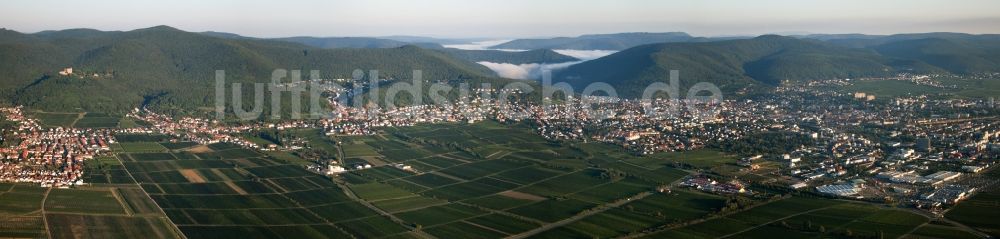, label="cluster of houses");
[126,109,259,147]
[0,107,114,187]
[534,98,769,155]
